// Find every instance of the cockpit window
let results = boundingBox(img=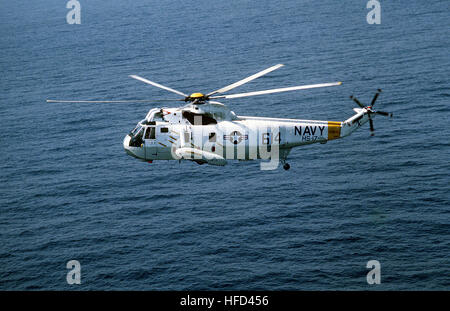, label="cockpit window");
[129,127,144,147]
[145,127,156,139]
[131,125,142,136]
[182,111,217,125]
